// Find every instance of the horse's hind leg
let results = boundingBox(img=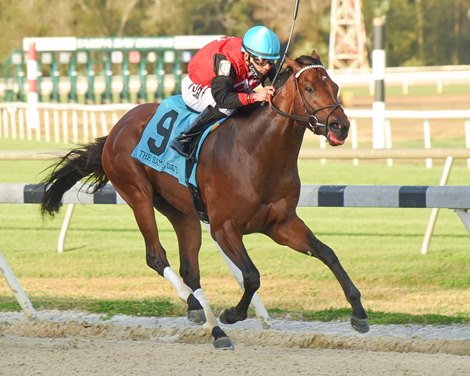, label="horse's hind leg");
[148,192,233,349]
[270,215,369,333]
[173,216,206,324]
[152,194,205,323]
[112,183,232,348]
